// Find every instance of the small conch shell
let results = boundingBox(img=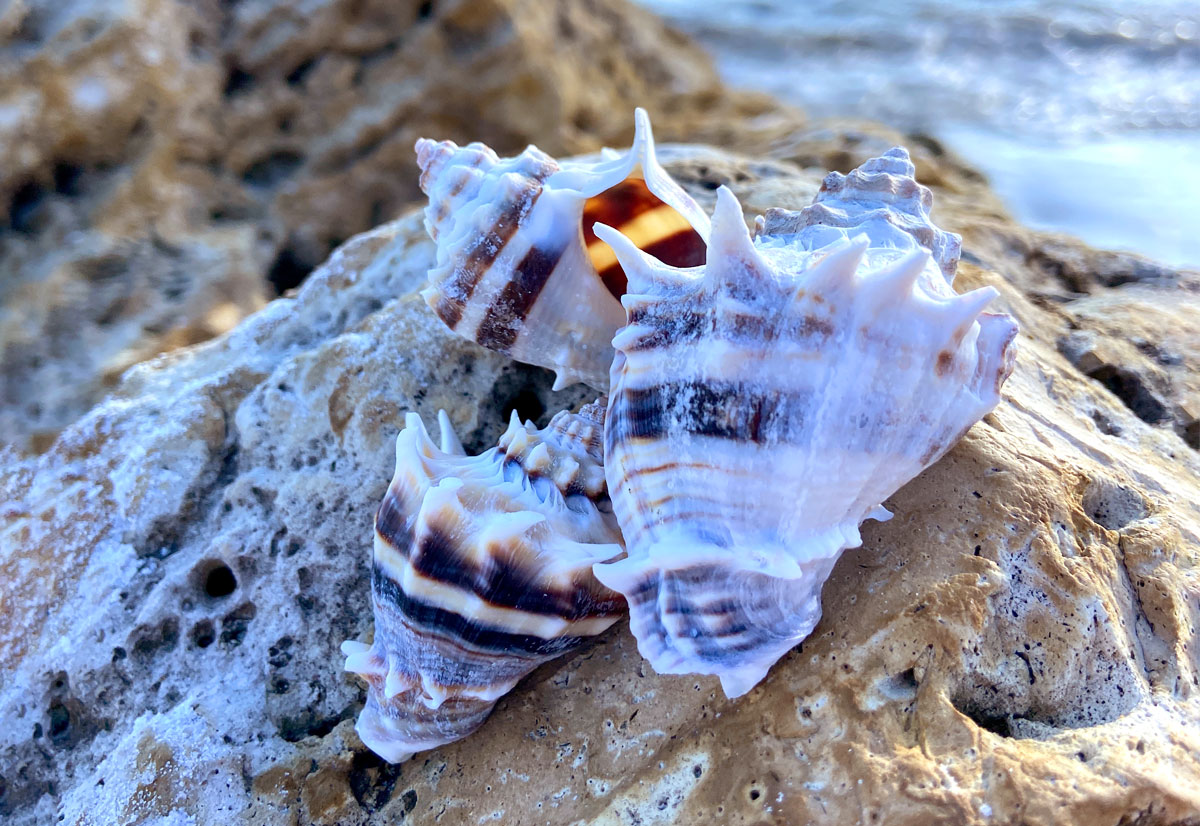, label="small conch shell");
[342,403,625,762]
[415,108,709,390]
[592,155,1018,698]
